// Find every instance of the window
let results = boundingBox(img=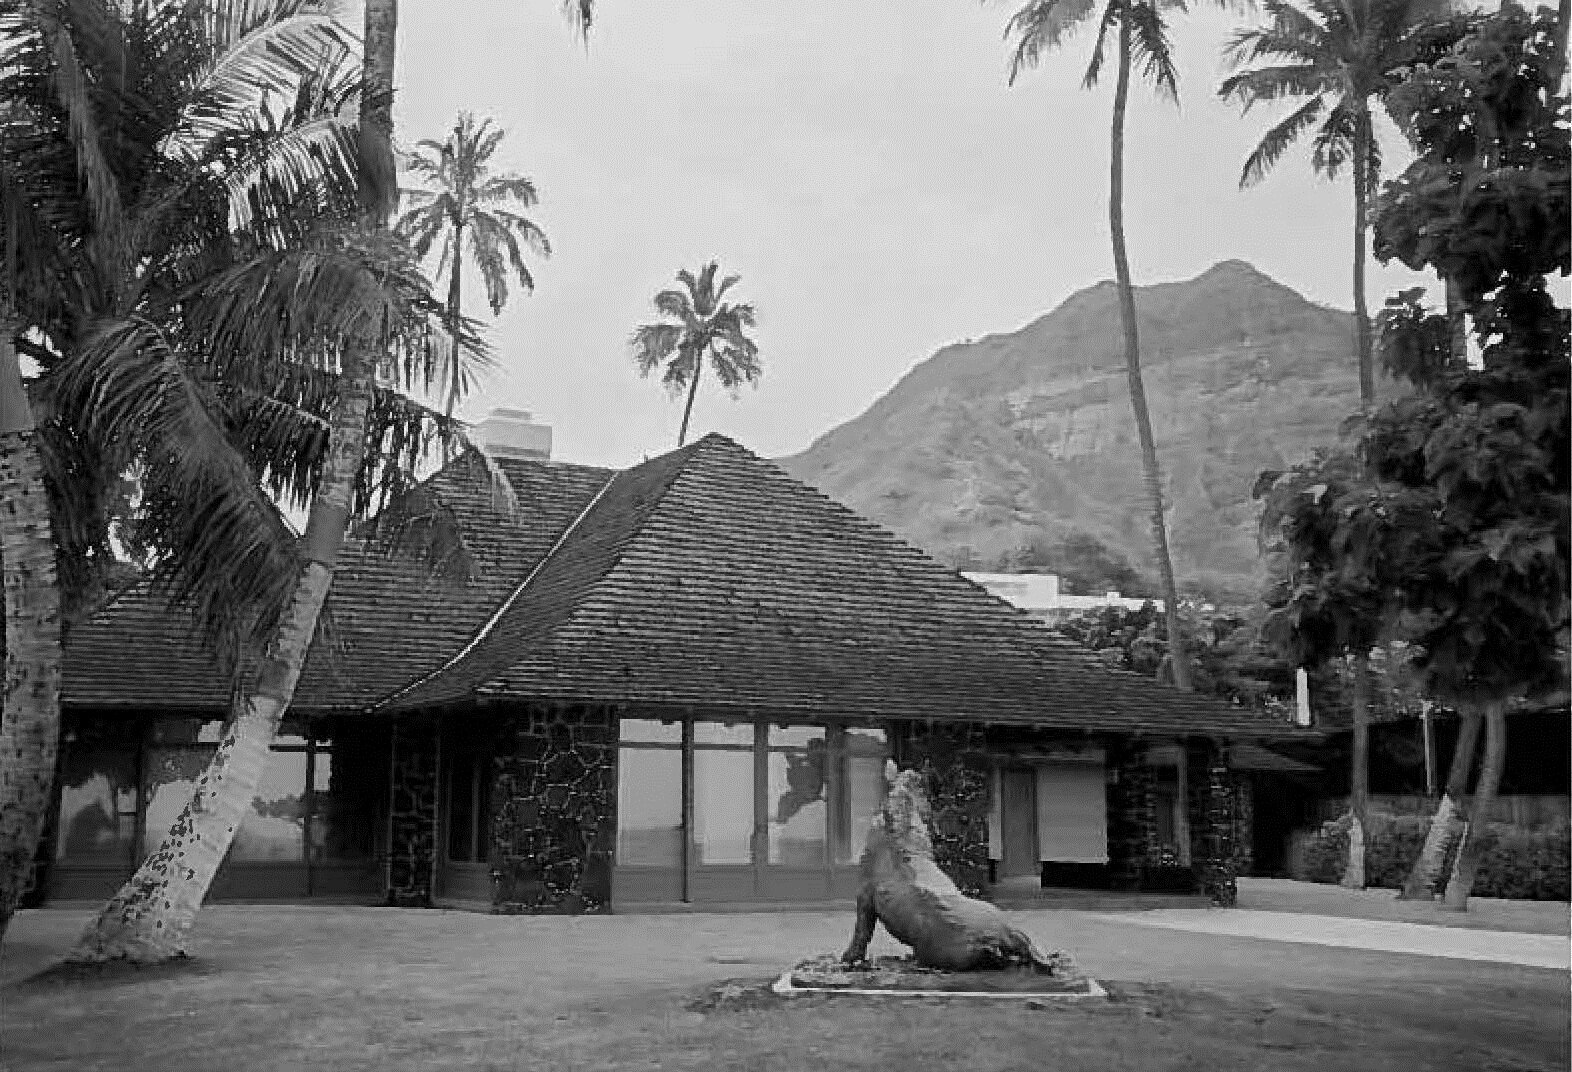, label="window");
[614,718,891,875]
[693,724,754,865]
[616,748,683,866]
[230,747,309,862]
[56,745,137,864]
[768,726,826,866]
[832,727,888,864]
